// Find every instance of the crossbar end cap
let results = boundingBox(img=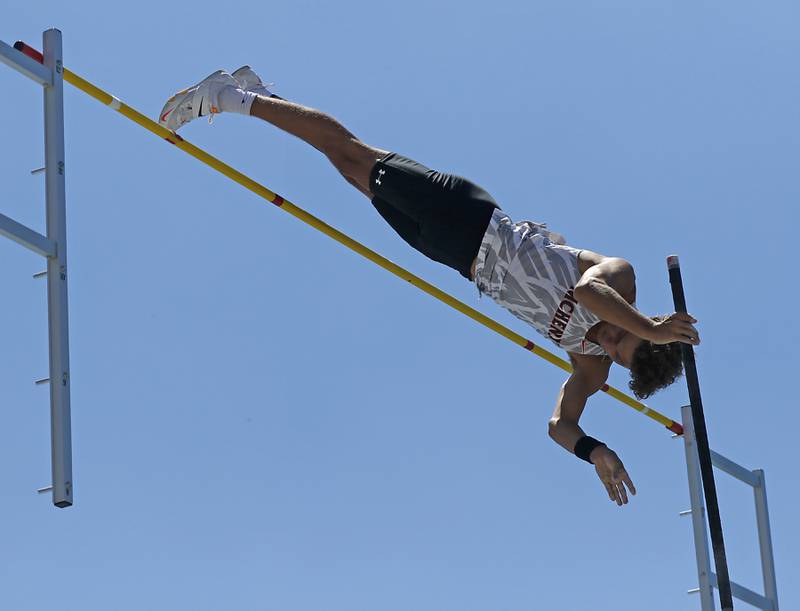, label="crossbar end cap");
[667,255,680,269]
